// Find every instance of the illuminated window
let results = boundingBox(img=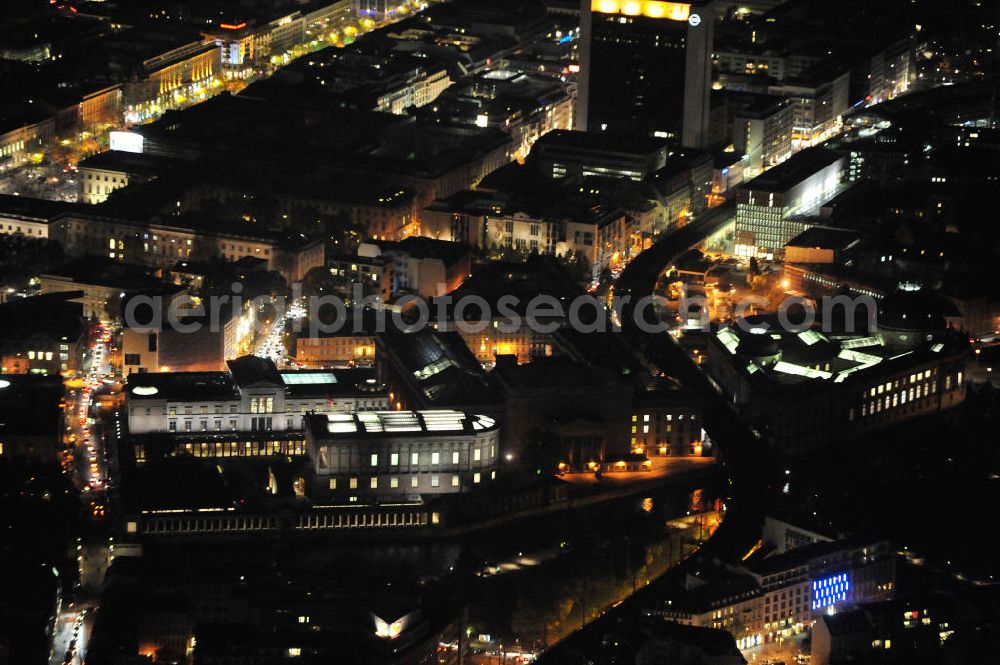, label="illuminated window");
[431,475,440,488]
[329,478,337,490]
[410,476,418,488]
[474,448,481,461]
[390,453,399,465]
[451,451,459,464]
[411,452,419,465]
[473,472,481,483]
[370,477,378,489]
[812,573,850,610]
[451,475,460,487]
[370,453,378,466]
[431,452,440,465]
[390,476,399,488]
[349,477,358,489]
